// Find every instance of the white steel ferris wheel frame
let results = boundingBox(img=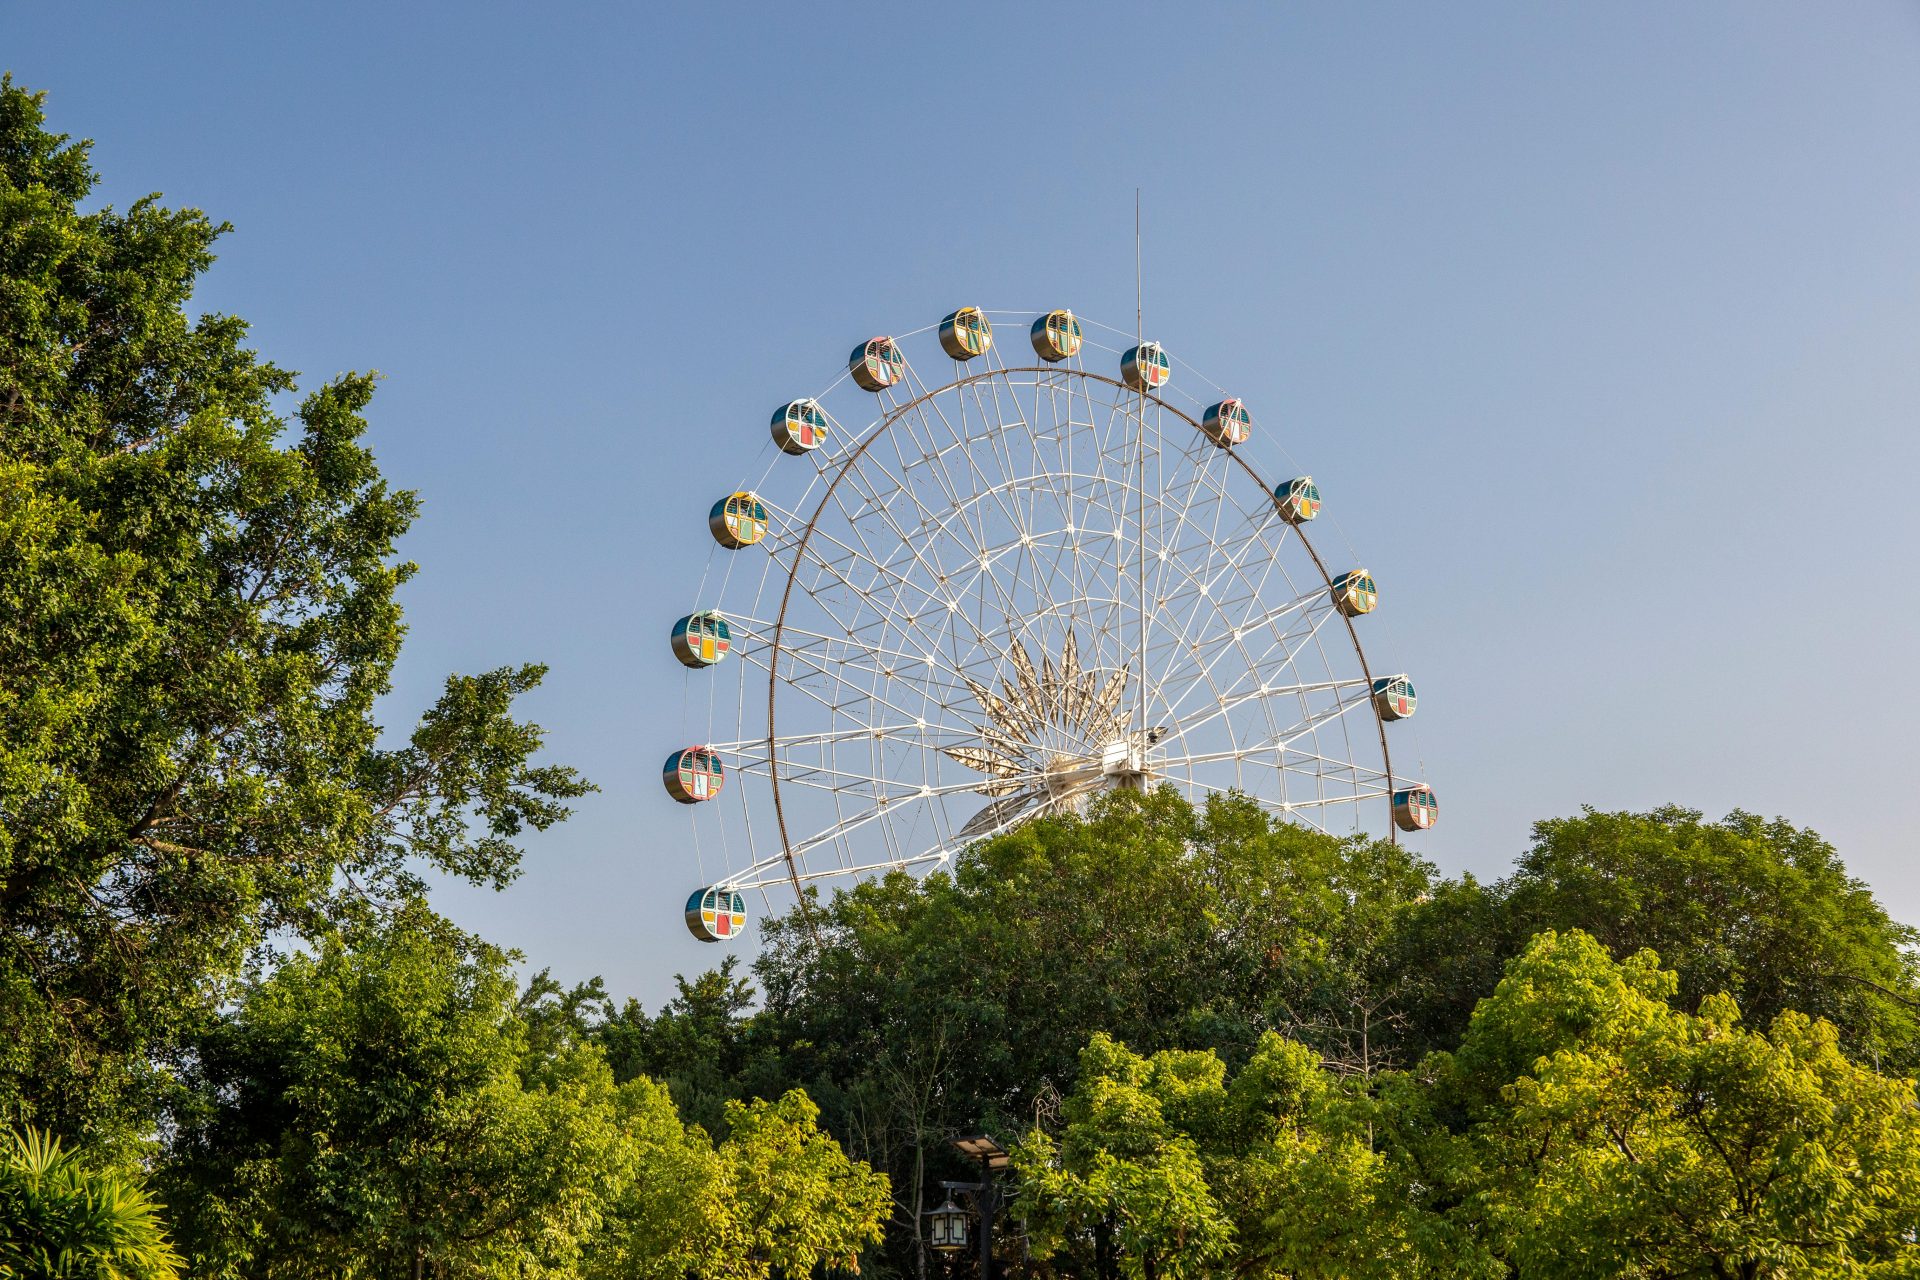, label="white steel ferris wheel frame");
[683,312,1405,913]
